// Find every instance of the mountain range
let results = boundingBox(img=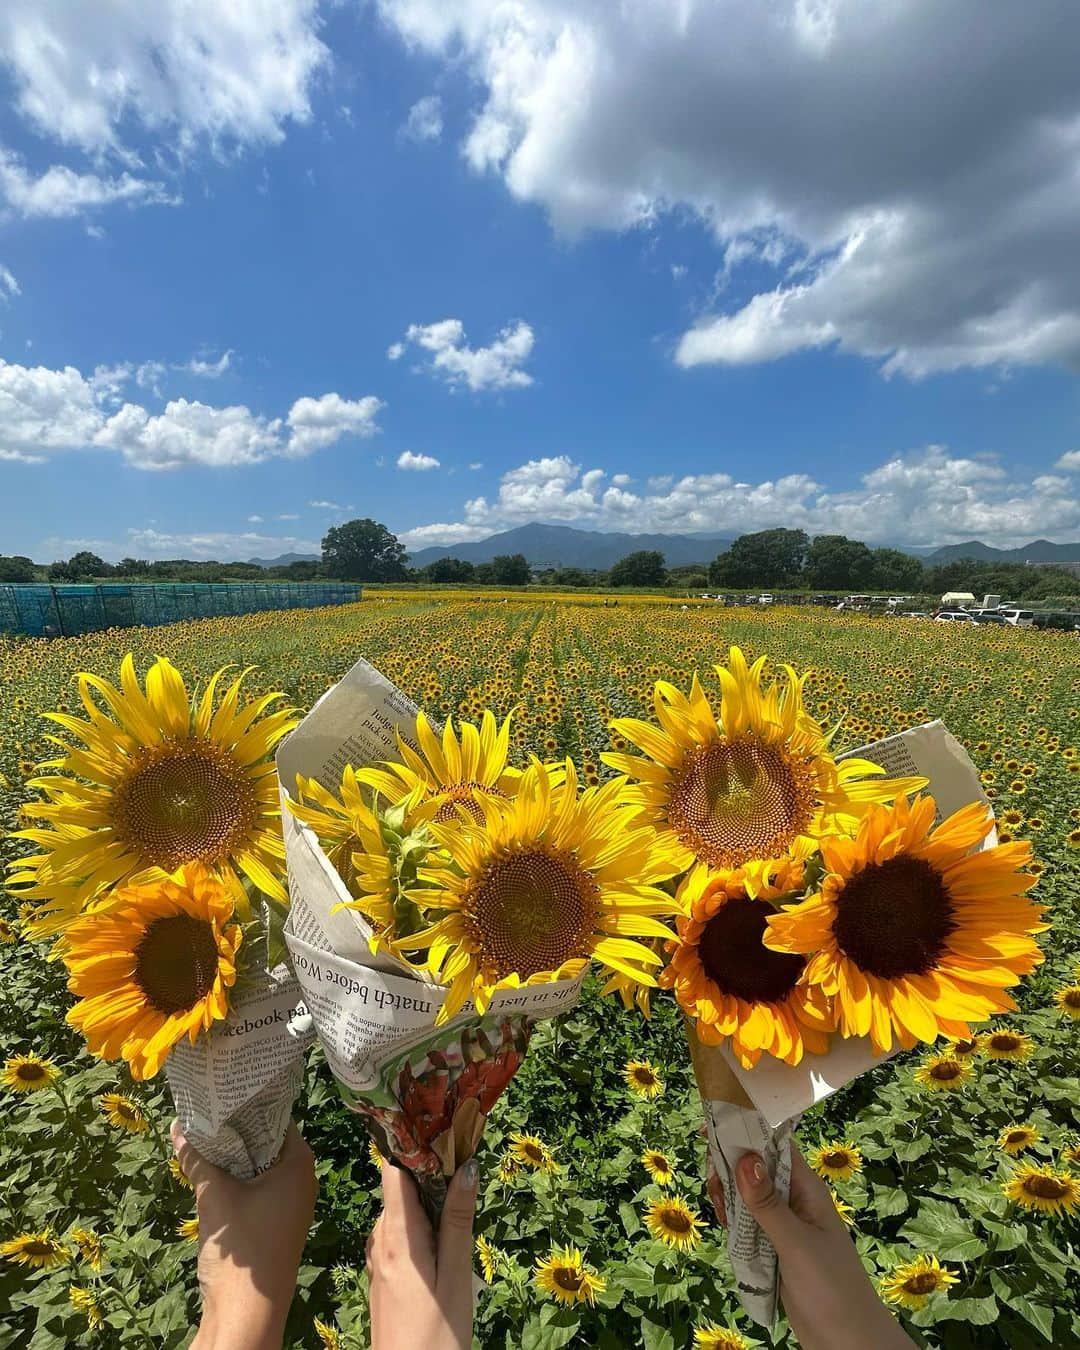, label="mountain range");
[921,538,1080,564]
